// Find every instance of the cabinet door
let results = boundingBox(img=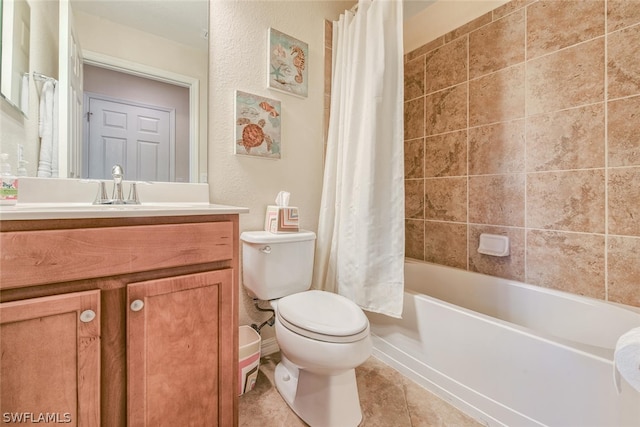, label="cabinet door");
[0,290,101,426]
[127,269,235,427]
